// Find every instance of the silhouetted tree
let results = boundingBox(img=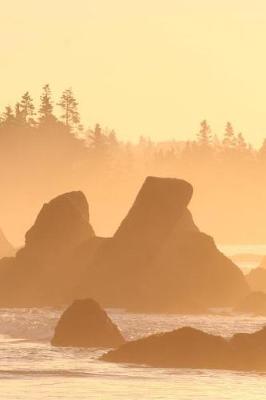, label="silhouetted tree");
[197,120,212,147]
[58,88,80,129]
[223,122,235,149]
[18,92,35,125]
[1,106,15,126]
[236,133,247,152]
[39,84,56,124]
[88,124,108,155]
